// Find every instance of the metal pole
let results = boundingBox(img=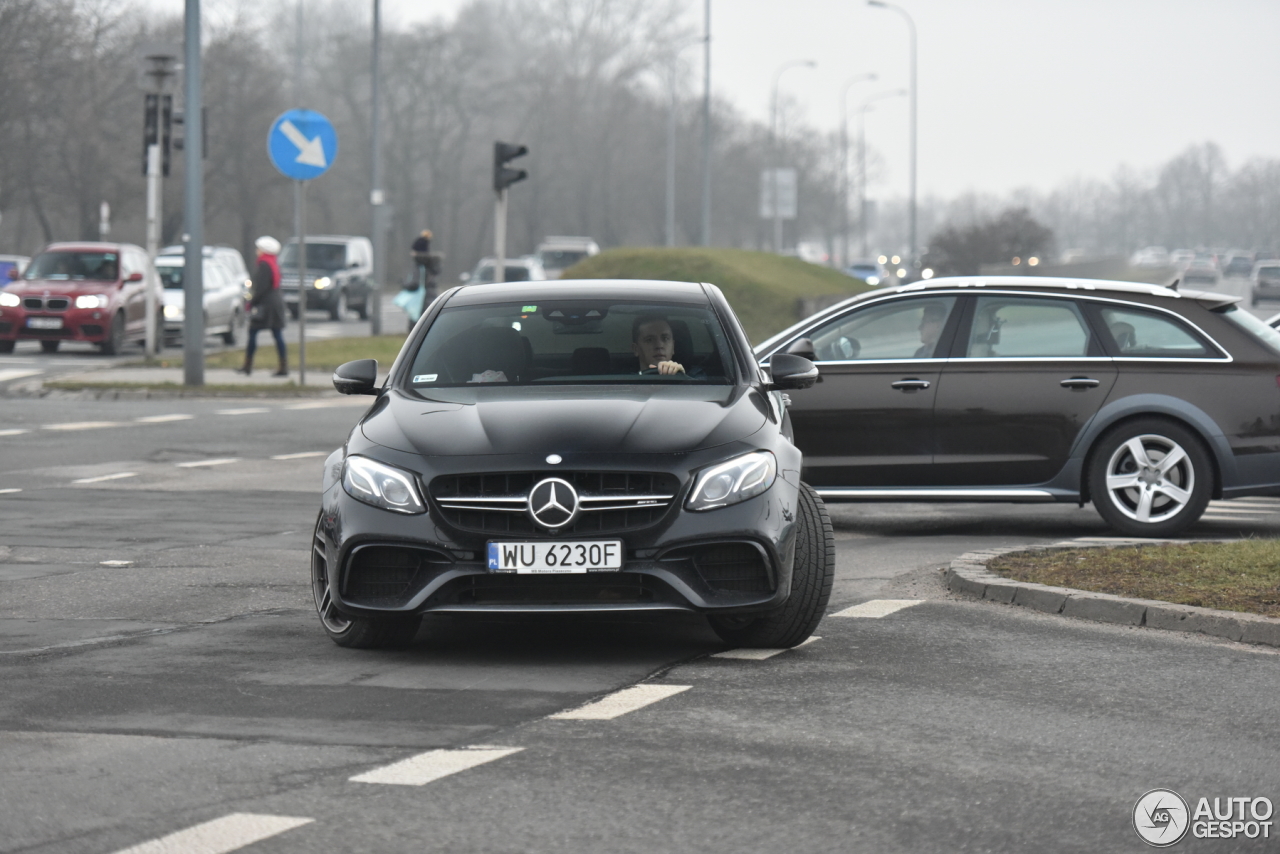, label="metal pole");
[296,180,307,386]
[369,0,384,335]
[868,1,917,265]
[182,0,204,387]
[856,88,907,261]
[145,143,160,356]
[494,189,507,283]
[839,74,876,268]
[666,67,677,248]
[699,0,711,246]
[770,60,815,255]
